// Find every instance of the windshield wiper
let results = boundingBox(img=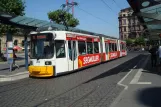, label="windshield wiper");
[37,55,42,60]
